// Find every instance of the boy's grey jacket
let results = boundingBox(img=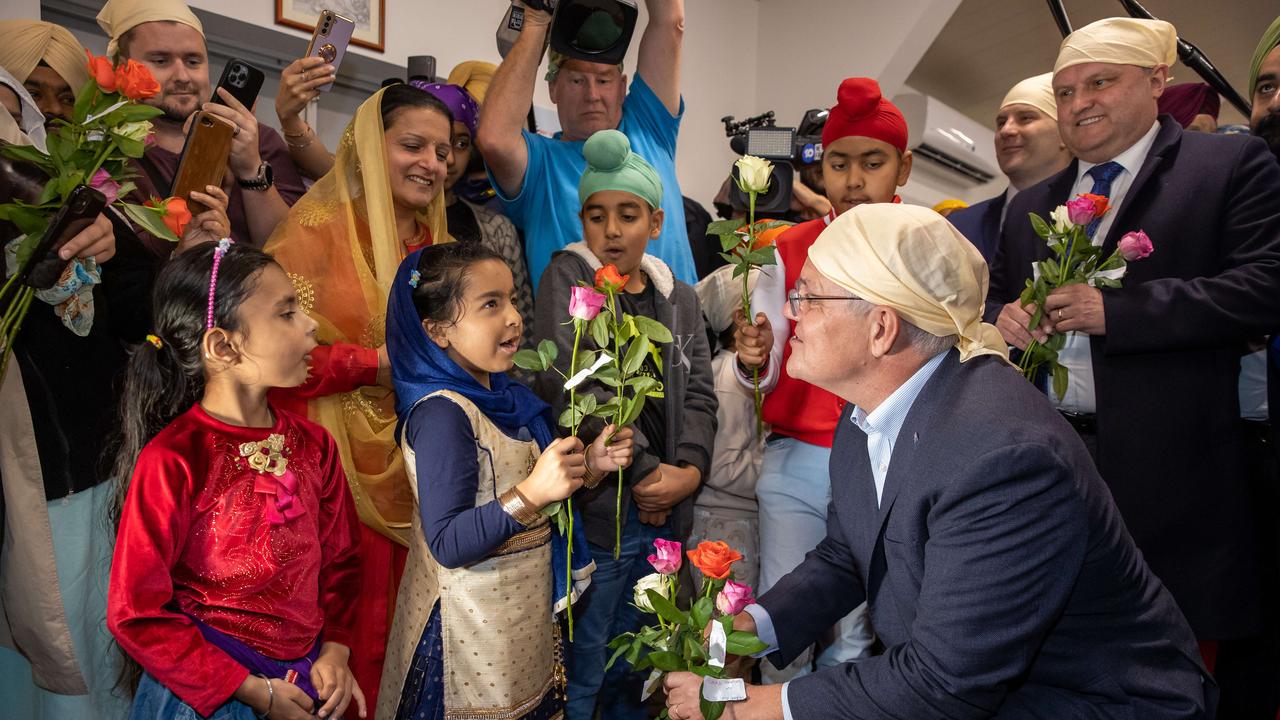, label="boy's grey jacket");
[533,242,717,547]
